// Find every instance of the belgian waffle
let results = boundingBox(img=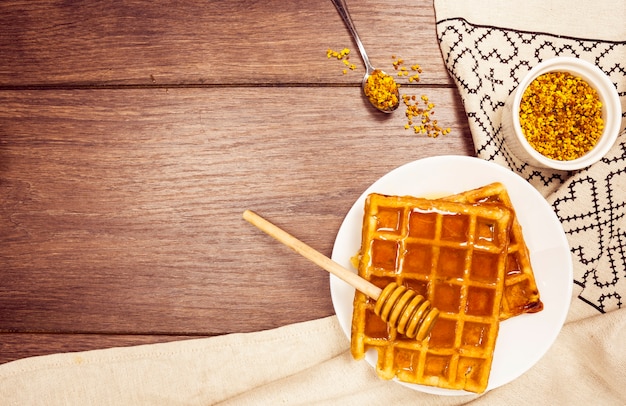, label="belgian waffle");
[442,182,543,319]
[351,193,513,393]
